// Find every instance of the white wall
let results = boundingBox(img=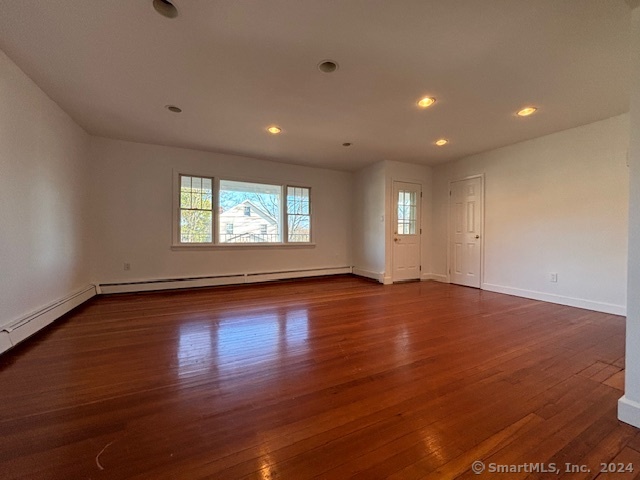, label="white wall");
[352,161,386,280]
[0,49,91,332]
[619,4,640,428]
[89,137,352,284]
[431,114,629,314]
